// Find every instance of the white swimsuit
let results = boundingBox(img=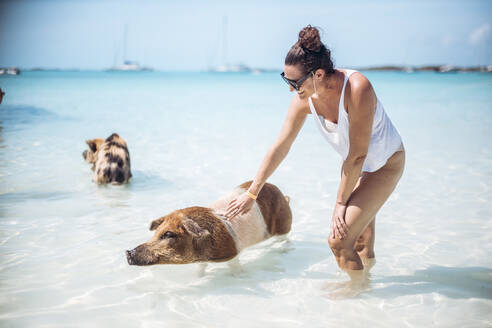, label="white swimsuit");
[308,69,403,172]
